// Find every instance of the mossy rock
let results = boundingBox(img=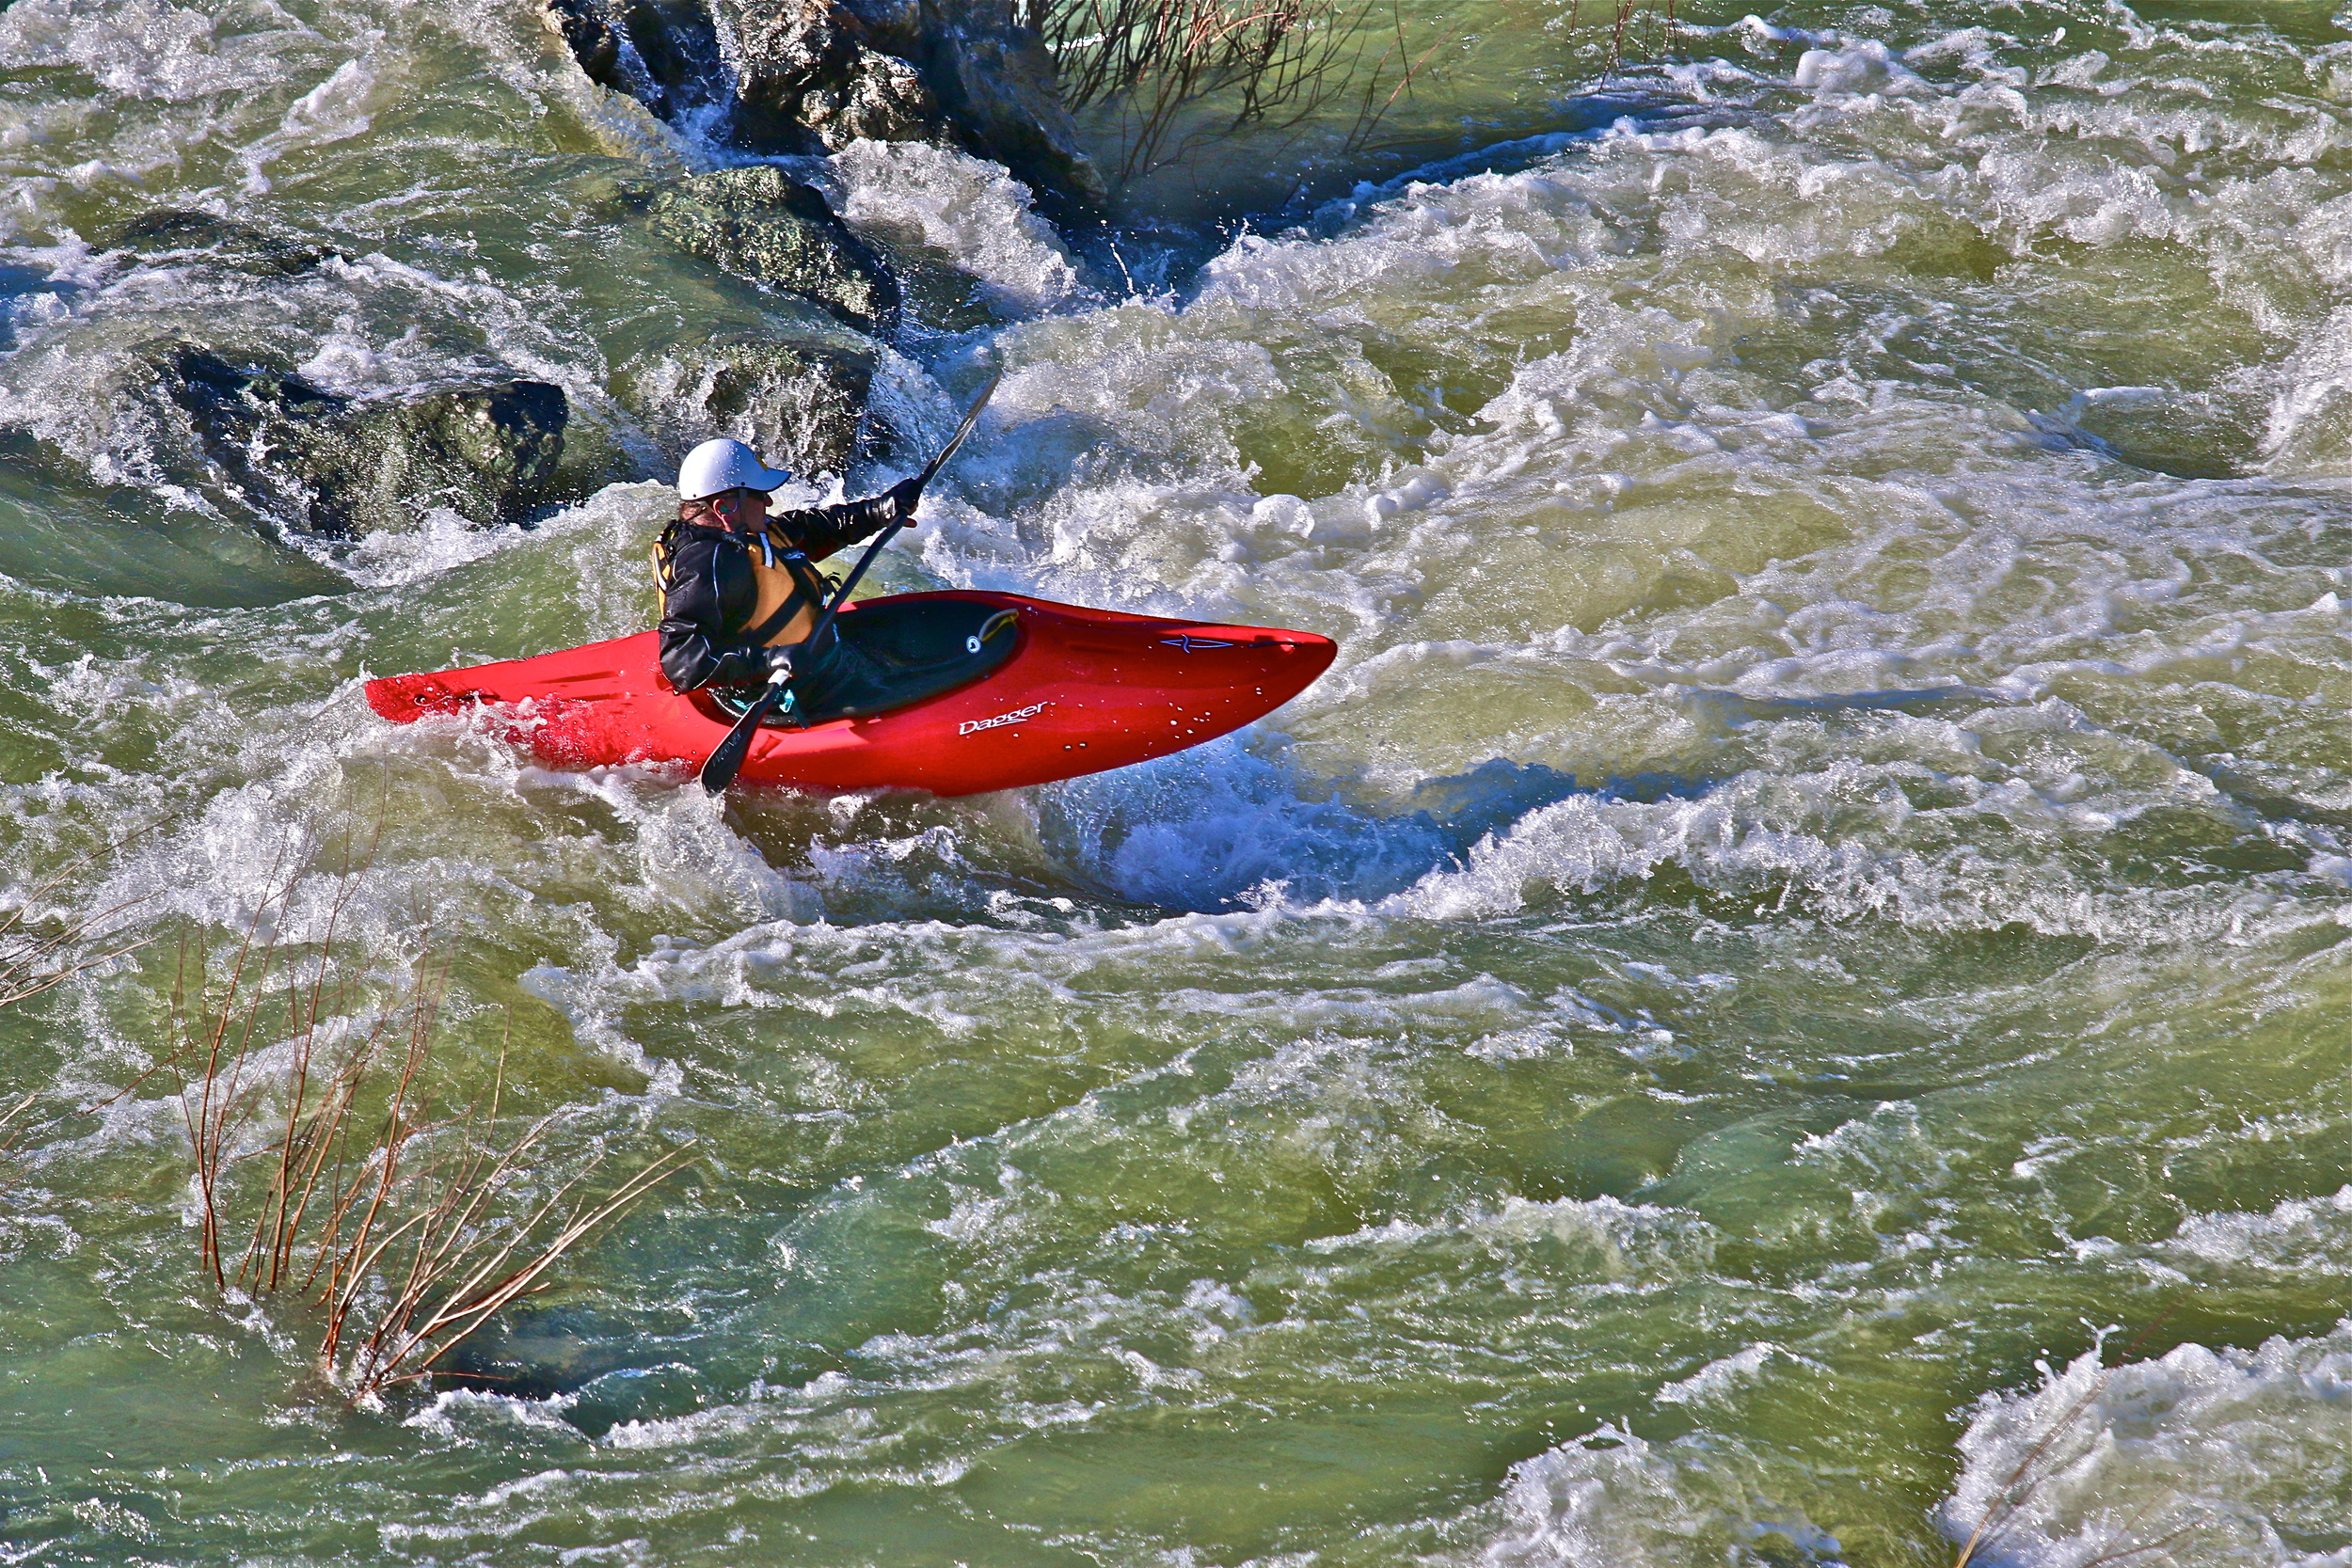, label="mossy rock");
[642,166,901,333]
[150,344,573,536]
